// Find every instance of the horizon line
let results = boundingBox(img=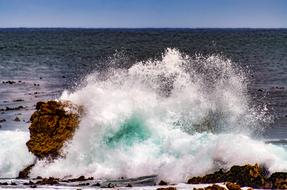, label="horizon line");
[0,27,287,30]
